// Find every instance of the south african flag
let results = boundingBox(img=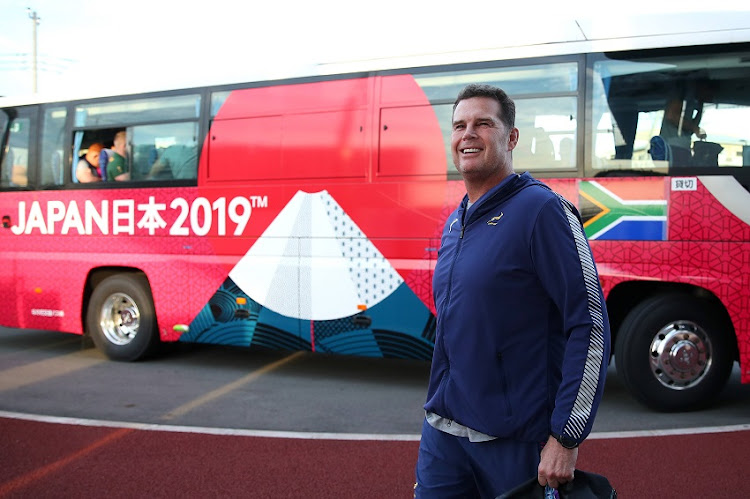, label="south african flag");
[579,179,667,241]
